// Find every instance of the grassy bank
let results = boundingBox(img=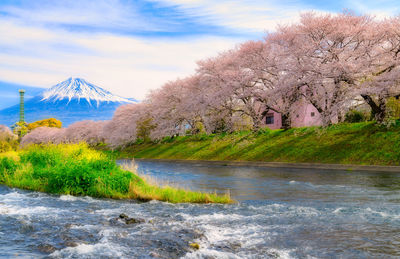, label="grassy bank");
[117,122,400,166]
[0,144,232,204]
